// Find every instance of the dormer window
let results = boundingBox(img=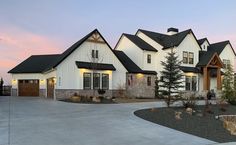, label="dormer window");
[92,50,98,58]
[147,54,151,63]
